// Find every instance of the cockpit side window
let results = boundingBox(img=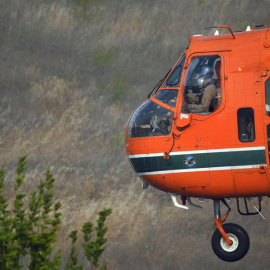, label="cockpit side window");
[181,55,222,115]
[162,54,186,88]
[237,108,255,142]
[265,78,270,116]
